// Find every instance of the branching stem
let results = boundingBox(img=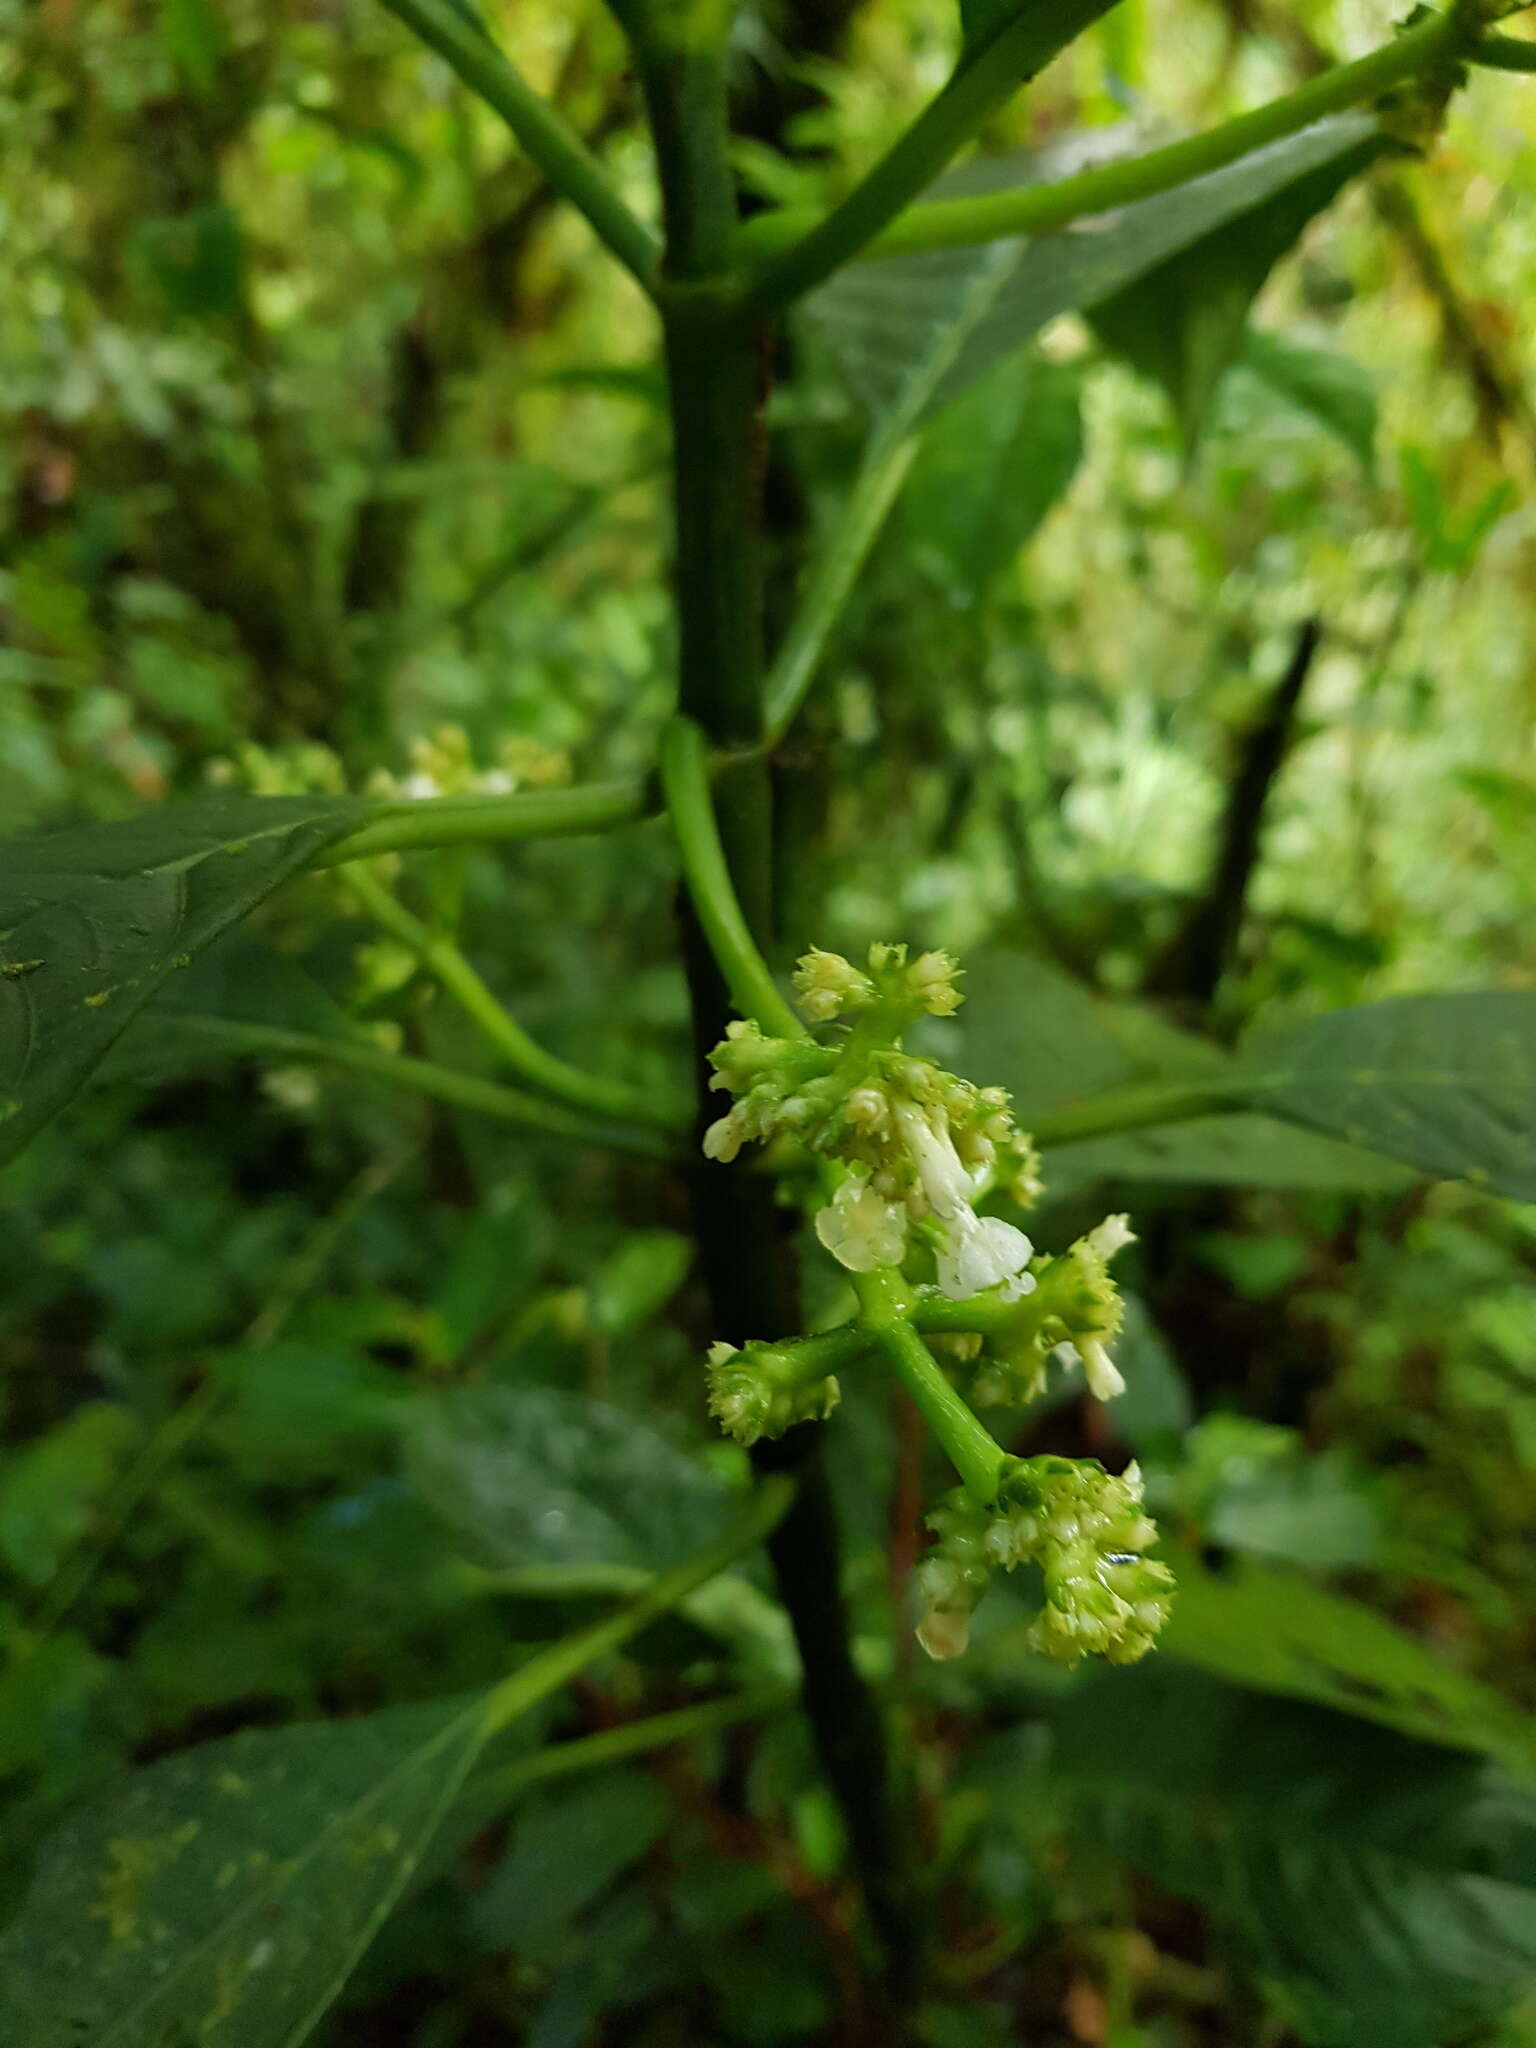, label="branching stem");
[378,0,660,288]
[345,864,681,1131]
